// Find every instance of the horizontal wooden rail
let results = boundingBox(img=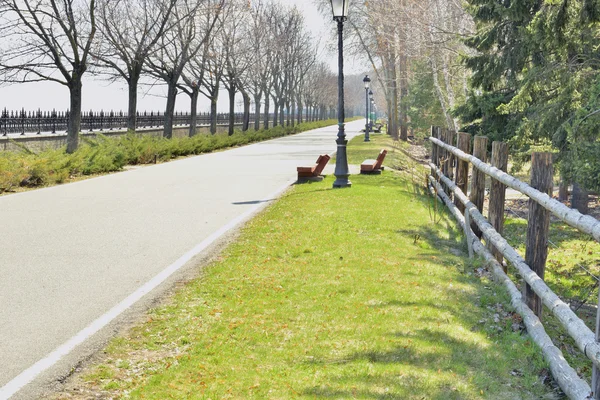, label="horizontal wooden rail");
[430,162,600,370]
[429,136,600,242]
[428,175,592,399]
